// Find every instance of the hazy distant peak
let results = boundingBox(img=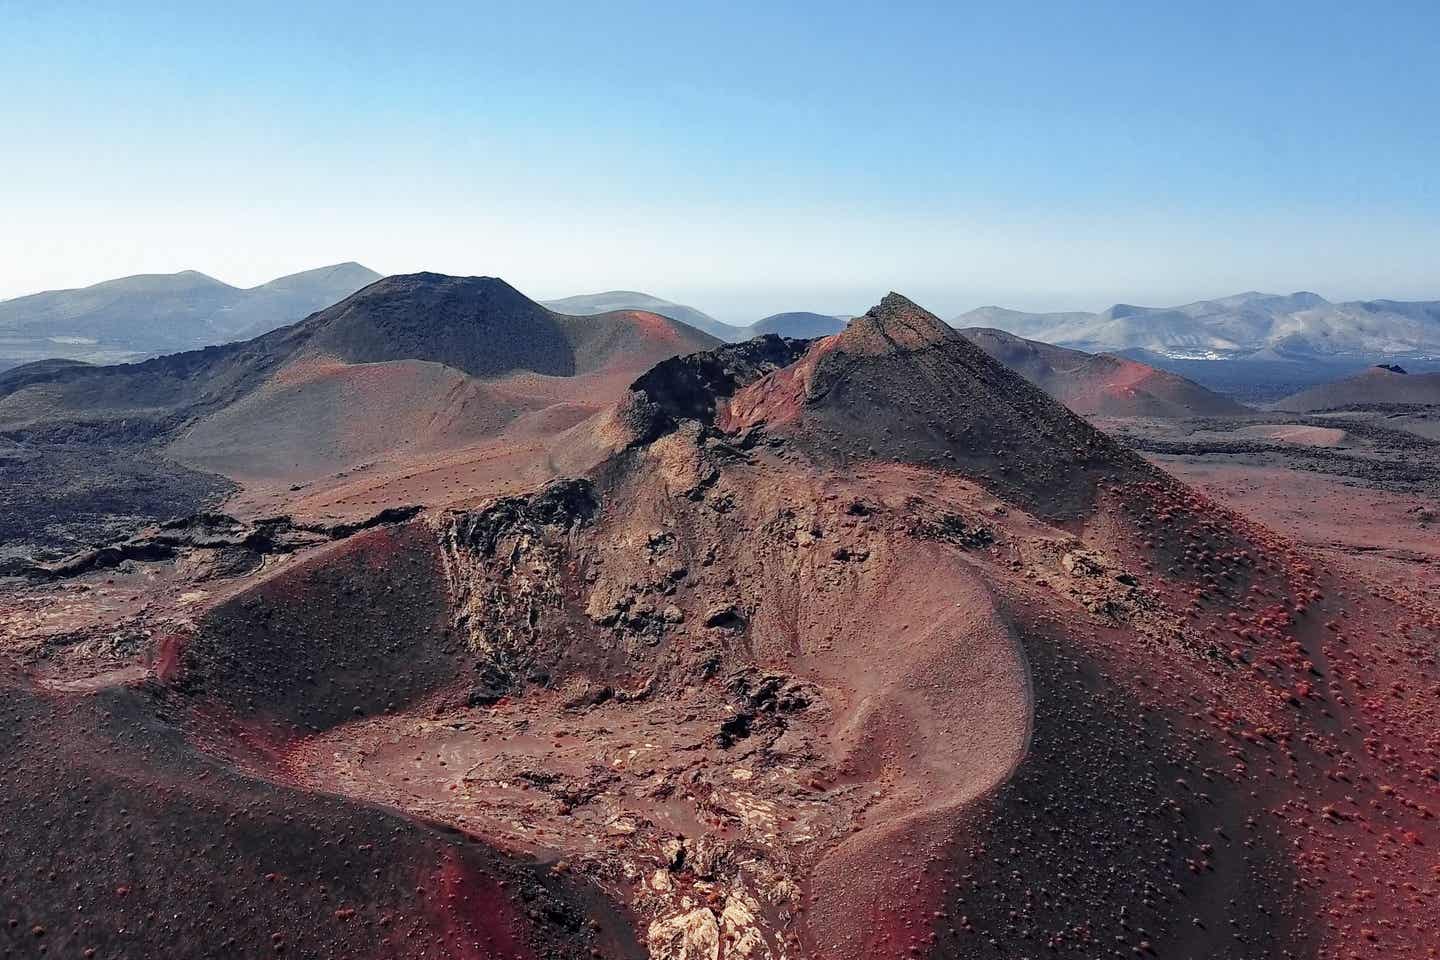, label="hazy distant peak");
[953,288,1440,361]
[544,289,682,311]
[0,263,384,363]
[250,262,381,293]
[541,289,737,341]
[88,270,236,294]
